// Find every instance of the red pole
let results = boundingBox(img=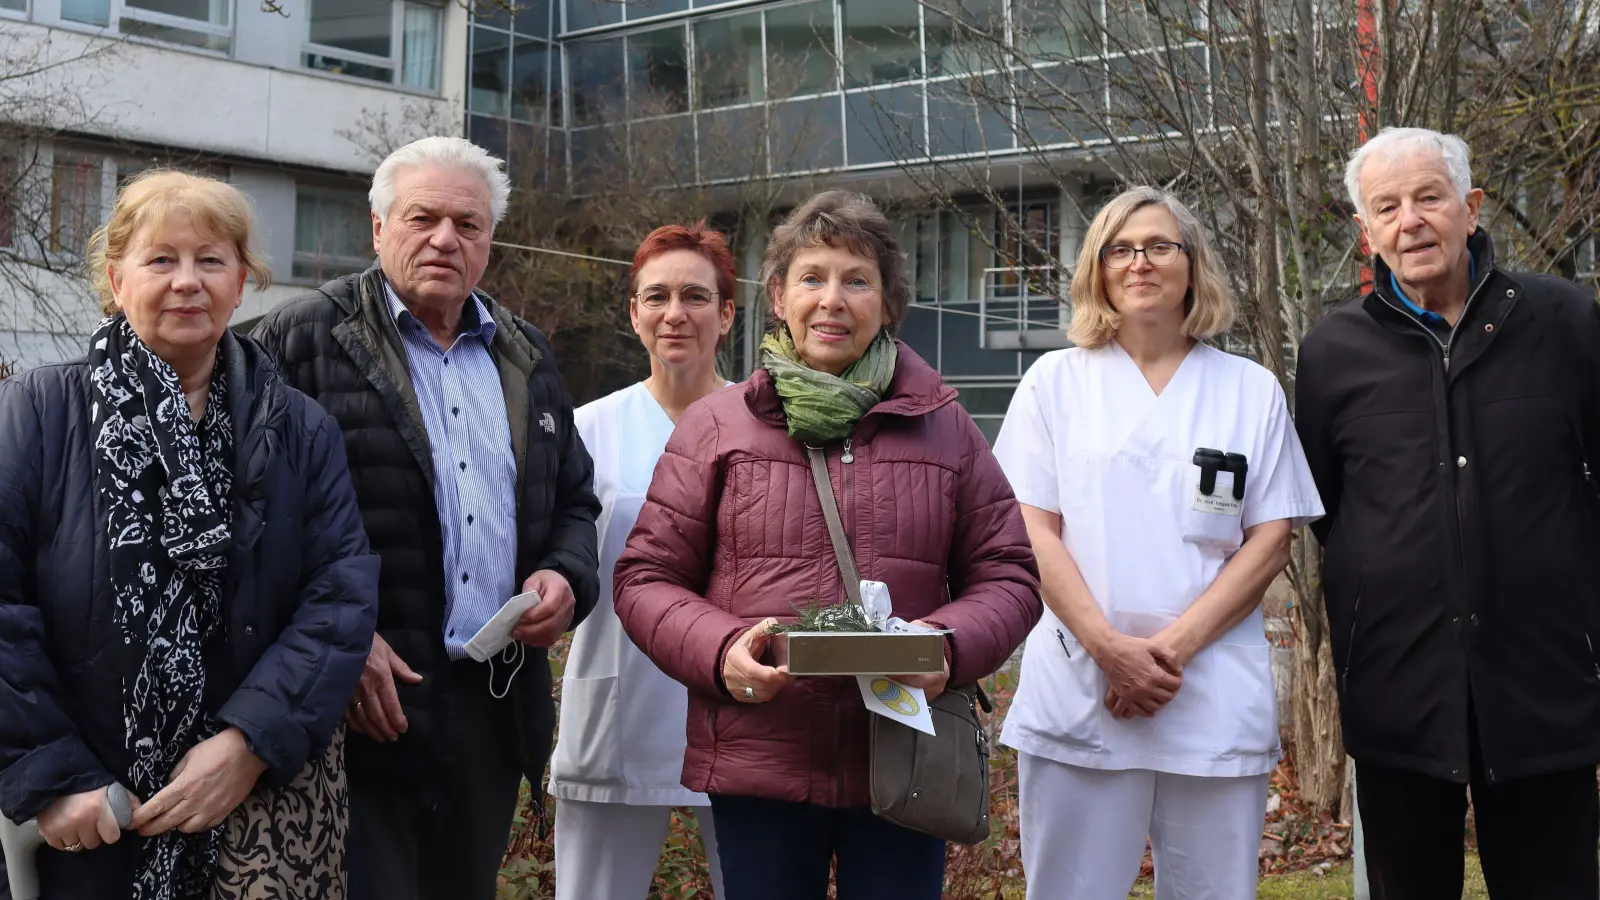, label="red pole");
[1355,0,1381,293]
